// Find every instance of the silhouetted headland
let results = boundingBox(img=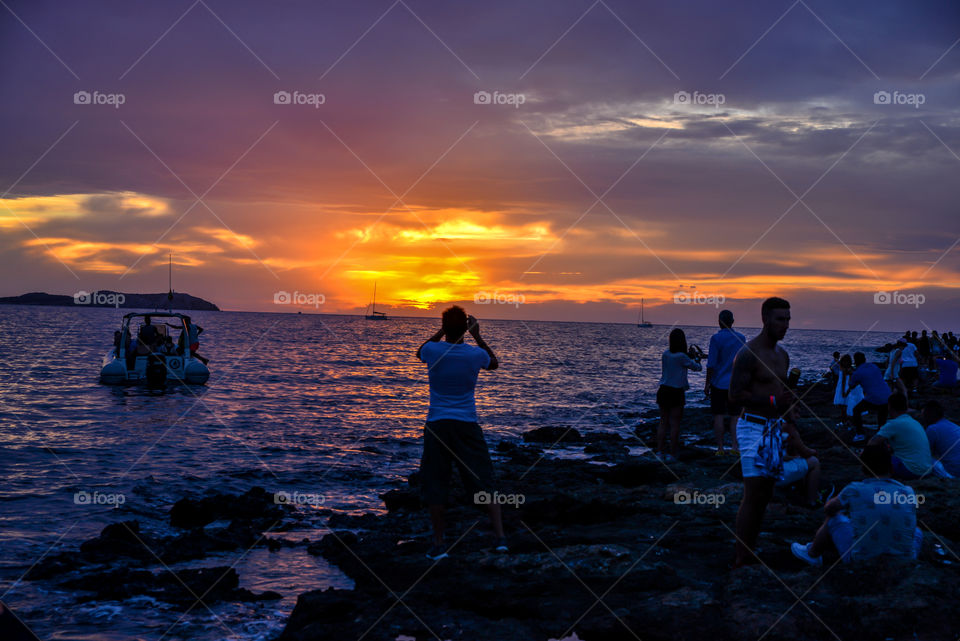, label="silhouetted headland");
[0,291,219,311]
